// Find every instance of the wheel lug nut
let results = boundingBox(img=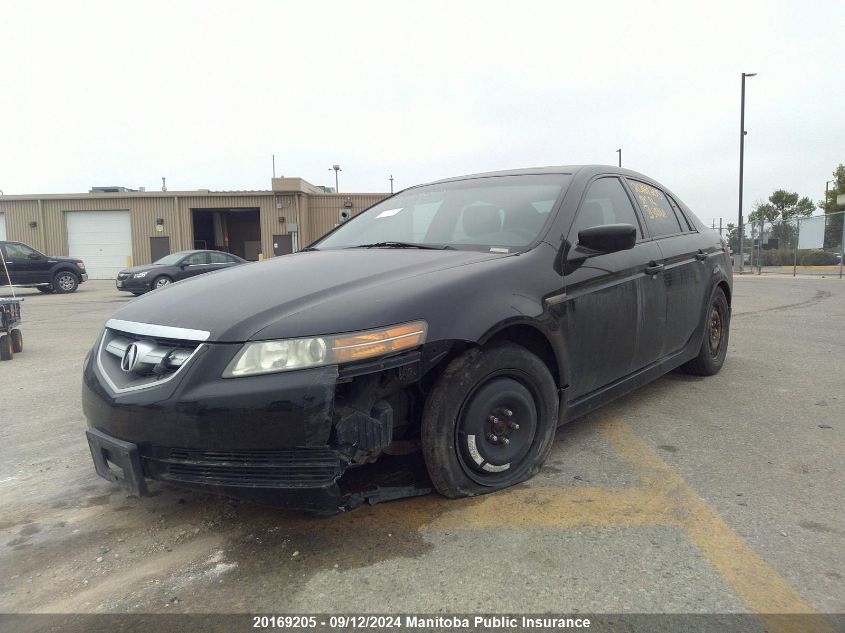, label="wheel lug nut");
[487,434,499,443]
[501,437,510,446]
[509,422,520,430]
[488,415,499,424]
[503,409,513,417]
